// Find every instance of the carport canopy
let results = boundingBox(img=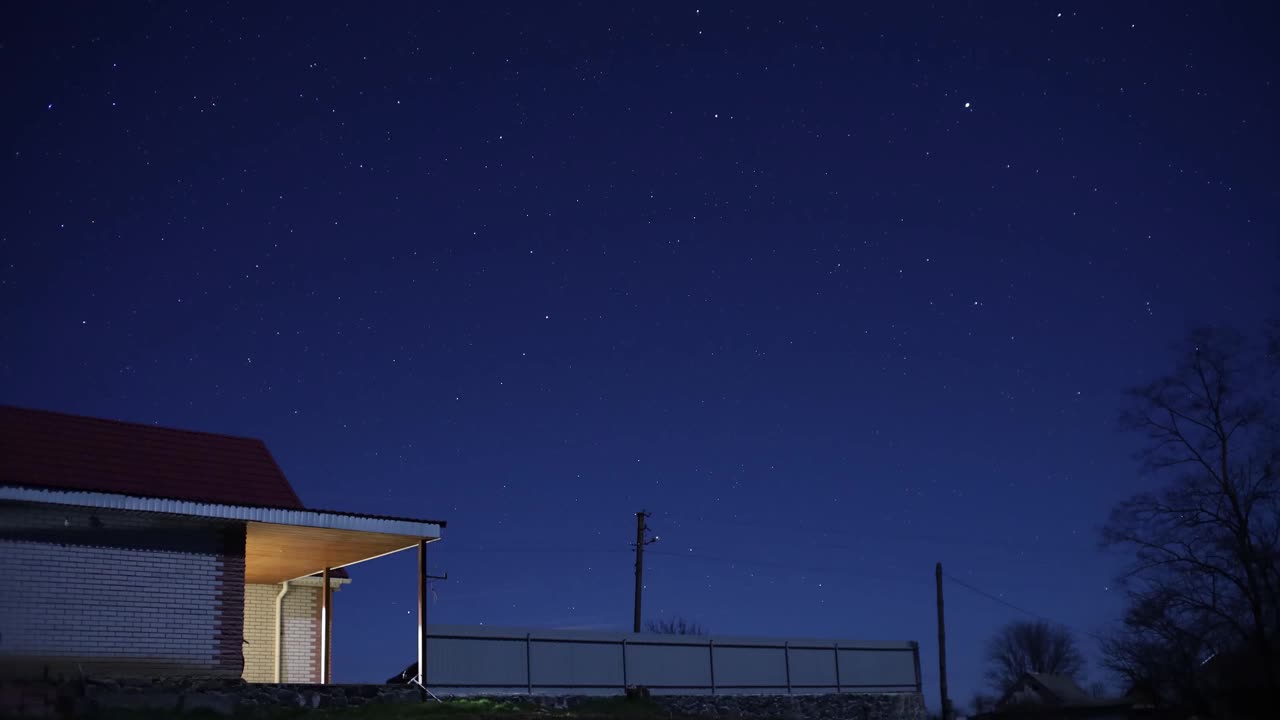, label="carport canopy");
[246,515,442,583]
